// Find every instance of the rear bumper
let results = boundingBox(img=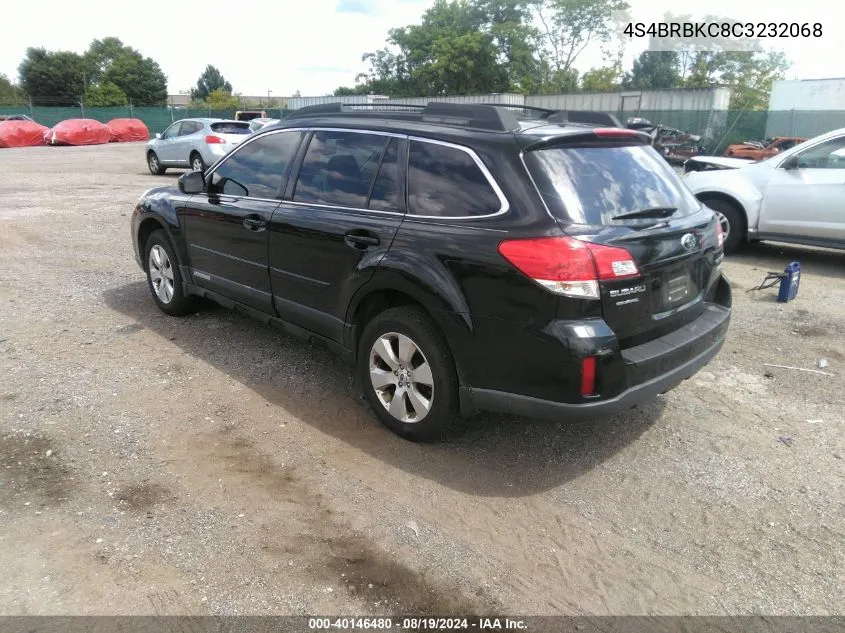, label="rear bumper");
[464,302,729,422]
